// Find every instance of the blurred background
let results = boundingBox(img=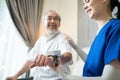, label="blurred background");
[0,0,98,79]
